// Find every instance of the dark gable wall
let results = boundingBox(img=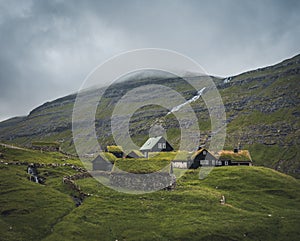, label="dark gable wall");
[152,137,173,152]
[92,156,112,171]
[192,150,217,168]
